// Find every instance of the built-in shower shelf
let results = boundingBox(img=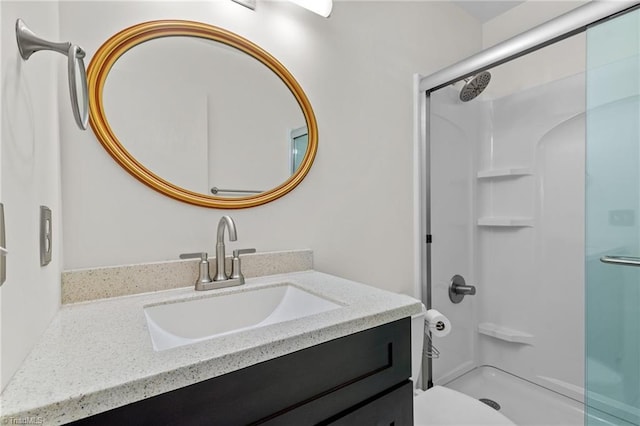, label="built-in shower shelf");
[477,217,533,227]
[477,168,532,179]
[478,322,535,345]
